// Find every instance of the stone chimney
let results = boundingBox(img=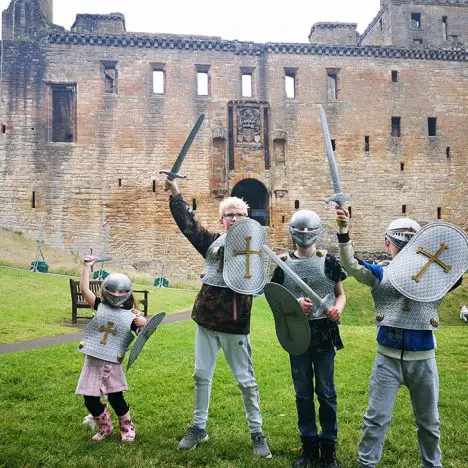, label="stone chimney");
[72,13,126,35]
[309,22,358,45]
